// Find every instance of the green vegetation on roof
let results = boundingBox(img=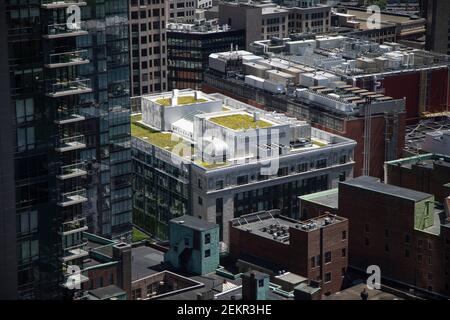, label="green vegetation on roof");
[132,227,150,243]
[131,114,191,155]
[155,96,208,107]
[210,114,272,130]
[194,160,229,170]
[311,139,328,147]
